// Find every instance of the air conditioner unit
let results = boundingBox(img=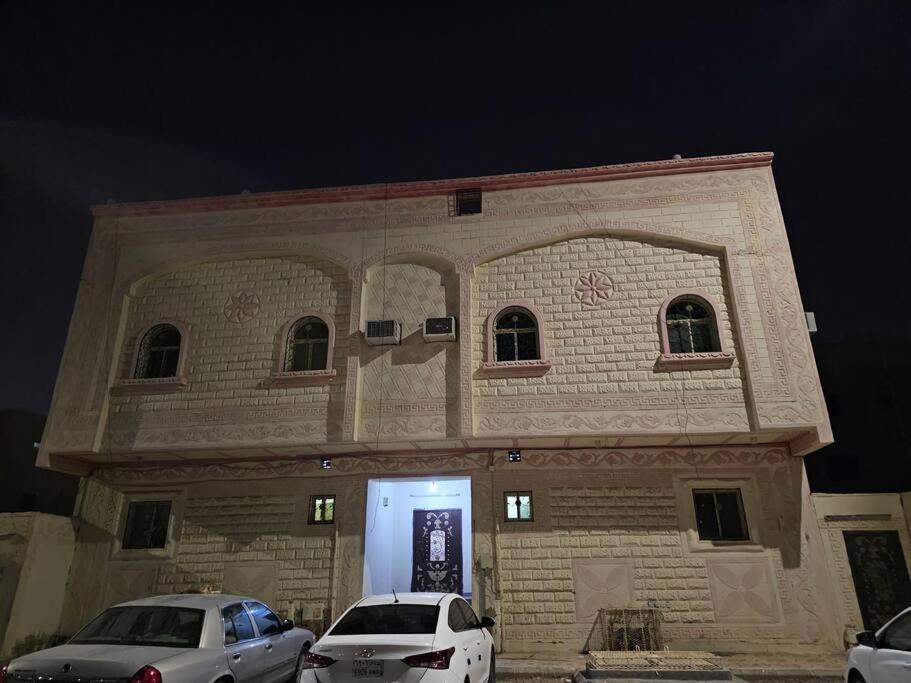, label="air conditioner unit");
[365,320,401,346]
[423,316,457,342]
